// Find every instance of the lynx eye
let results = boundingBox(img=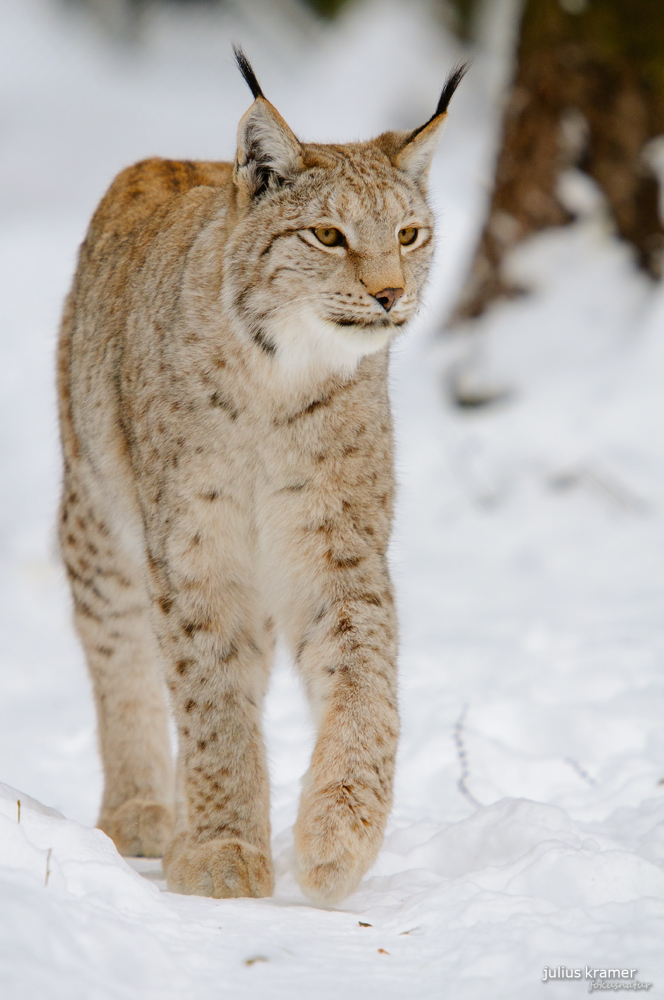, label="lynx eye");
[398,227,418,246]
[313,226,346,248]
